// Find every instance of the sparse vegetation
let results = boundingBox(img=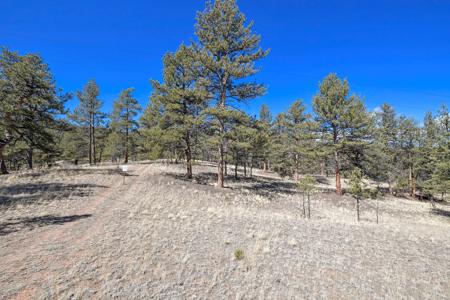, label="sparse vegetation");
[1,162,449,299]
[298,175,316,219]
[234,249,244,260]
